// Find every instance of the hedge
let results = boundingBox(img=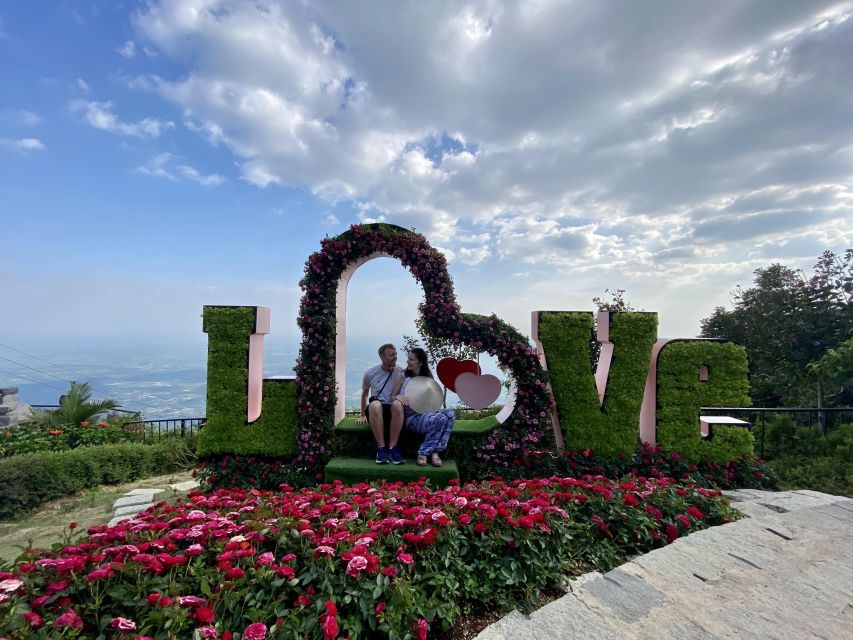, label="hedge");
[0,441,193,520]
